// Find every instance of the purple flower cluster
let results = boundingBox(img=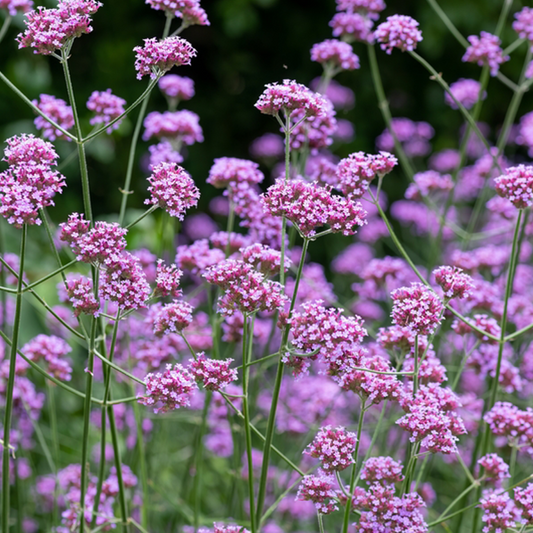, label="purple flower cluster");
[152,300,193,336]
[405,170,453,201]
[146,0,209,27]
[262,178,367,237]
[17,0,102,55]
[22,334,72,381]
[304,425,357,472]
[255,79,330,118]
[189,353,238,391]
[207,157,264,189]
[462,32,509,76]
[336,151,397,199]
[32,94,74,142]
[138,362,198,413]
[145,162,200,219]
[310,39,360,70]
[477,453,510,484]
[143,110,203,144]
[484,401,533,448]
[158,74,195,101]
[360,456,404,485]
[203,259,289,317]
[433,265,475,300]
[0,134,66,227]
[515,483,533,525]
[154,260,183,298]
[296,471,338,514]
[391,283,444,335]
[336,0,385,19]
[513,6,533,42]
[86,89,126,133]
[329,11,374,43]
[445,78,486,110]
[494,164,533,209]
[374,15,423,54]
[240,243,290,277]
[376,118,434,158]
[479,491,516,533]
[65,275,100,317]
[133,36,197,80]
[0,0,33,16]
